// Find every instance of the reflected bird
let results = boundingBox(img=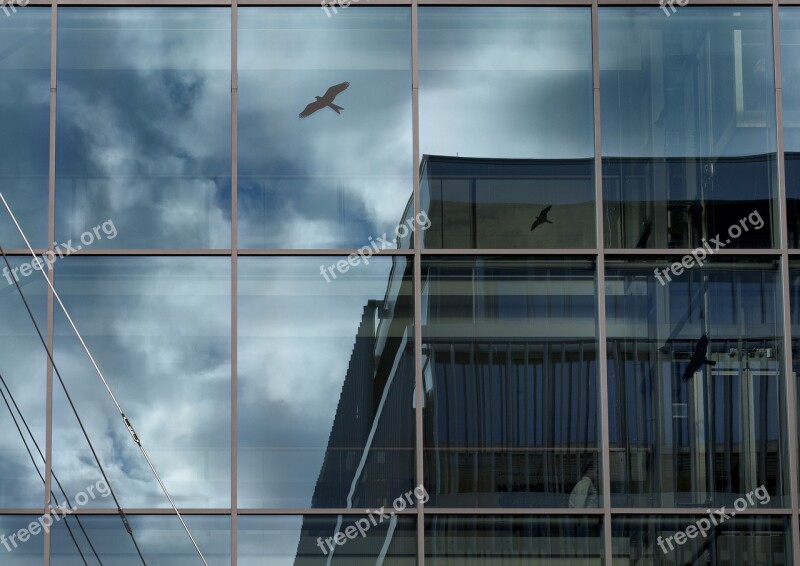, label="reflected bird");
[530,205,553,232]
[299,81,350,118]
[682,334,717,381]
[635,218,652,249]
